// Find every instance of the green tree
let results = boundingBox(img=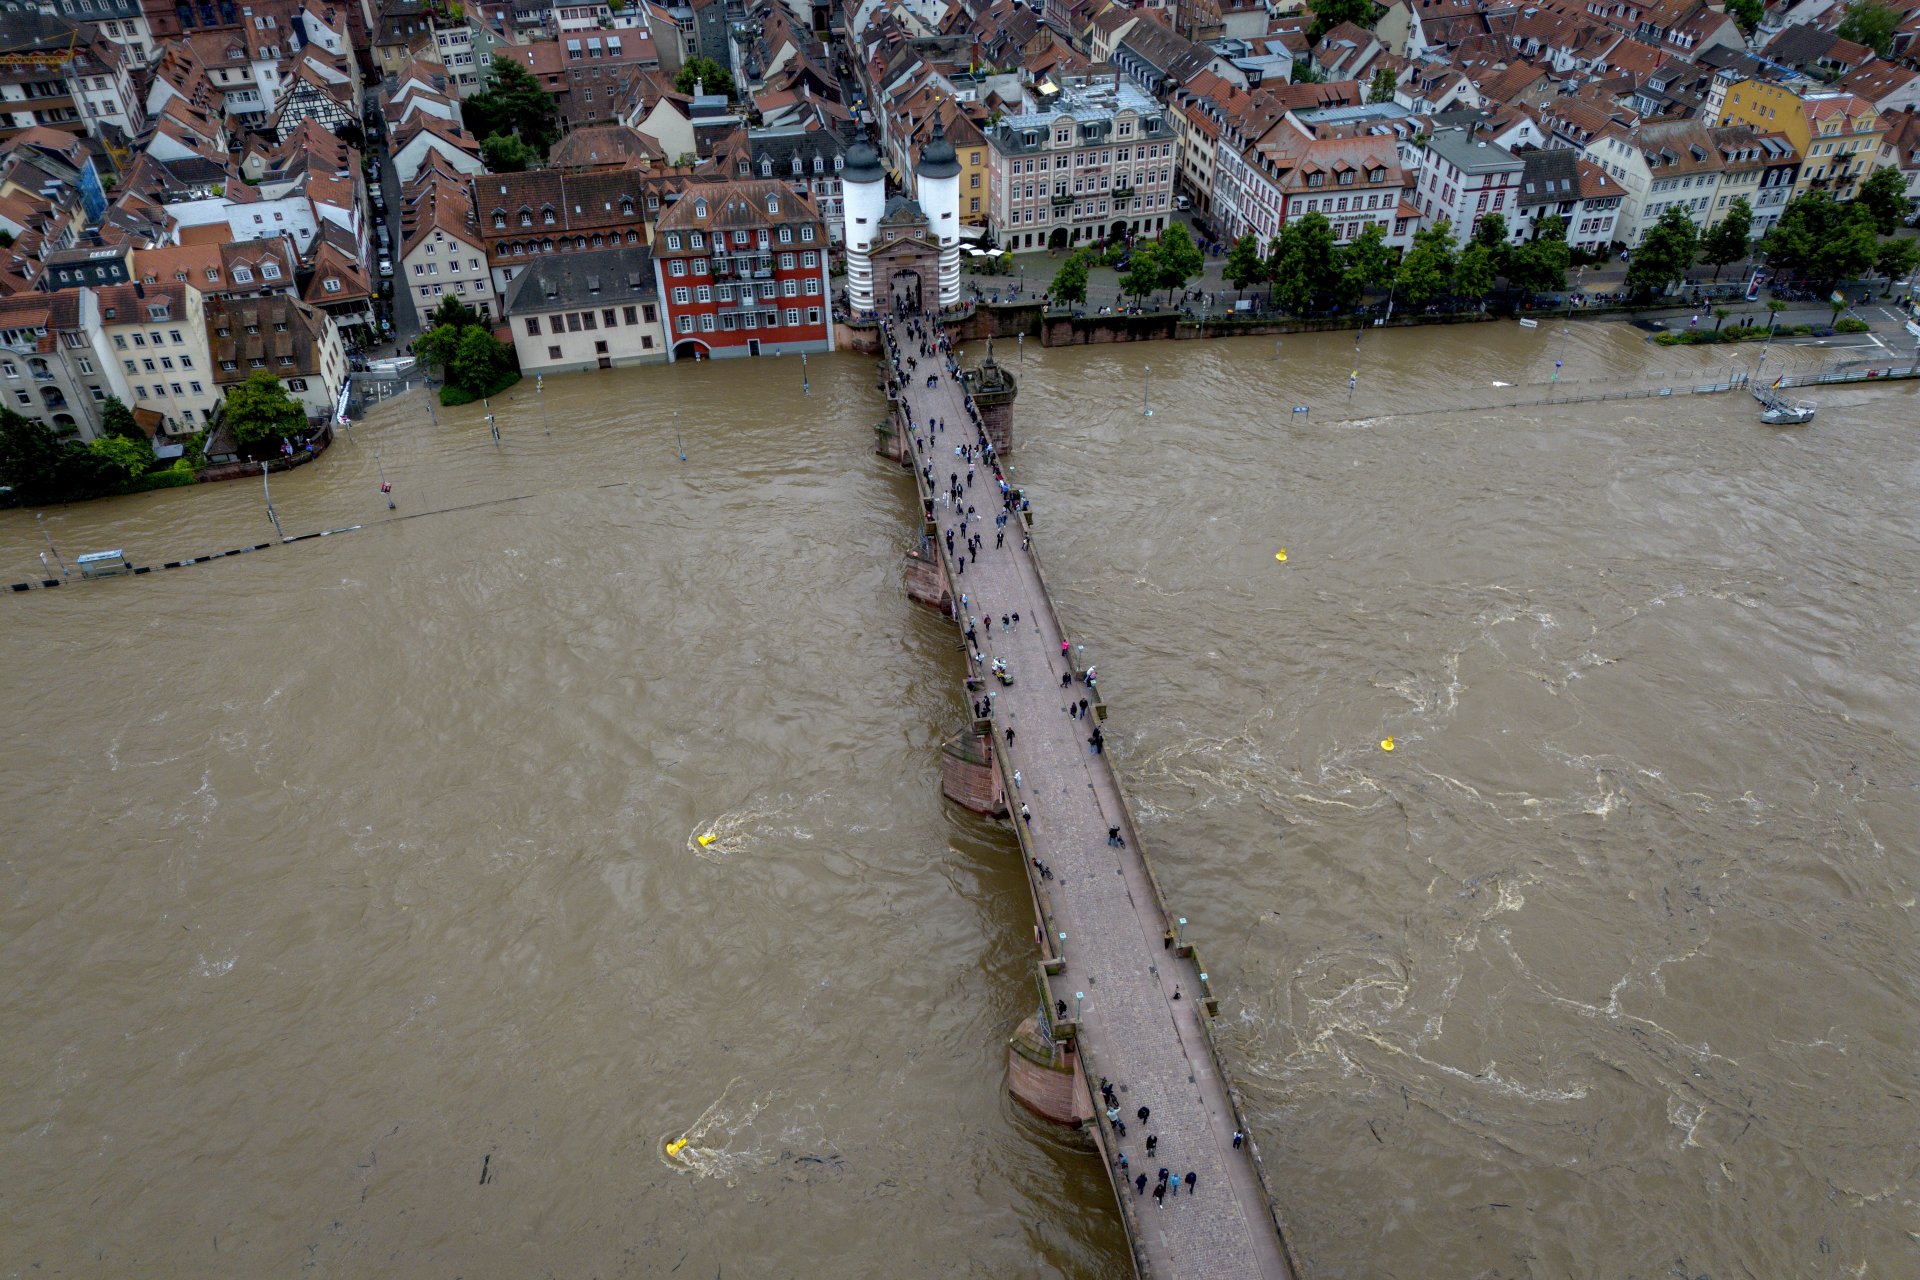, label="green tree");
[1308,0,1378,42]
[99,395,142,441]
[1267,212,1341,313]
[1338,222,1395,305]
[222,371,307,453]
[1874,235,1920,293]
[463,56,560,156]
[415,321,463,377]
[1119,242,1163,303]
[1712,304,1732,331]
[88,432,153,483]
[481,132,541,173]
[1835,0,1899,56]
[430,295,481,331]
[1367,65,1397,104]
[1224,232,1266,297]
[0,406,67,504]
[1726,0,1763,32]
[1048,249,1090,306]
[1452,241,1496,307]
[1154,223,1205,304]
[1396,220,1457,307]
[1471,211,1511,277]
[449,326,517,399]
[1853,166,1908,237]
[1700,197,1753,280]
[1765,299,1788,332]
[1625,207,1699,301]
[1764,191,1878,286]
[1505,215,1569,295]
[675,57,736,101]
